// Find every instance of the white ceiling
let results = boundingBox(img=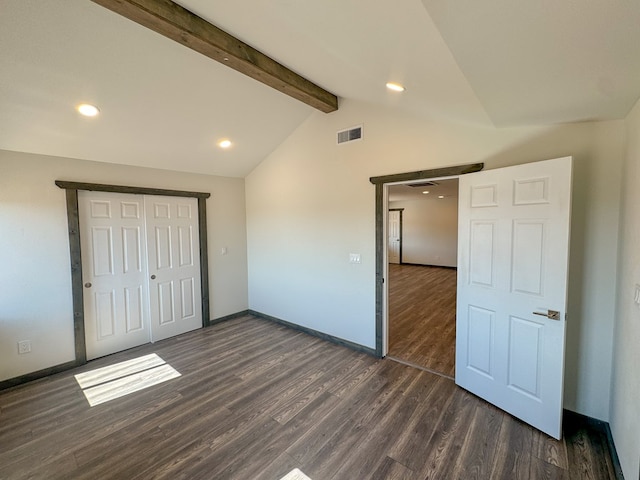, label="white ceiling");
[1,0,639,177]
[423,0,640,126]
